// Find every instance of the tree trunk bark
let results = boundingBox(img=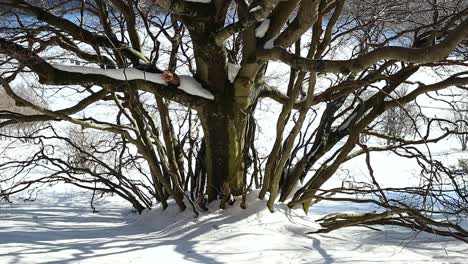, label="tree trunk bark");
[199,106,248,202]
[184,20,253,205]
